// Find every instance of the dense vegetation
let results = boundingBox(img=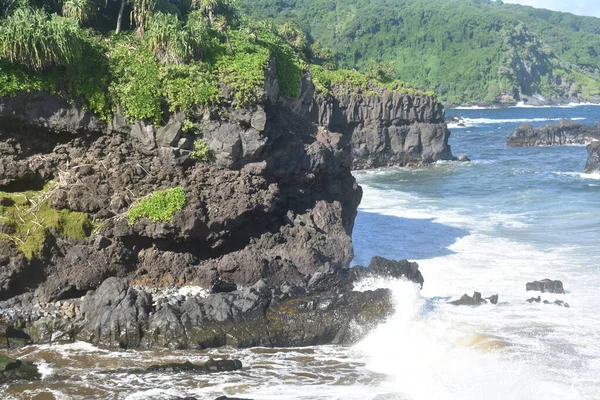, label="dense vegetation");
[0,0,313,123]
[0,0,427,126]
[242,0,600,105]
